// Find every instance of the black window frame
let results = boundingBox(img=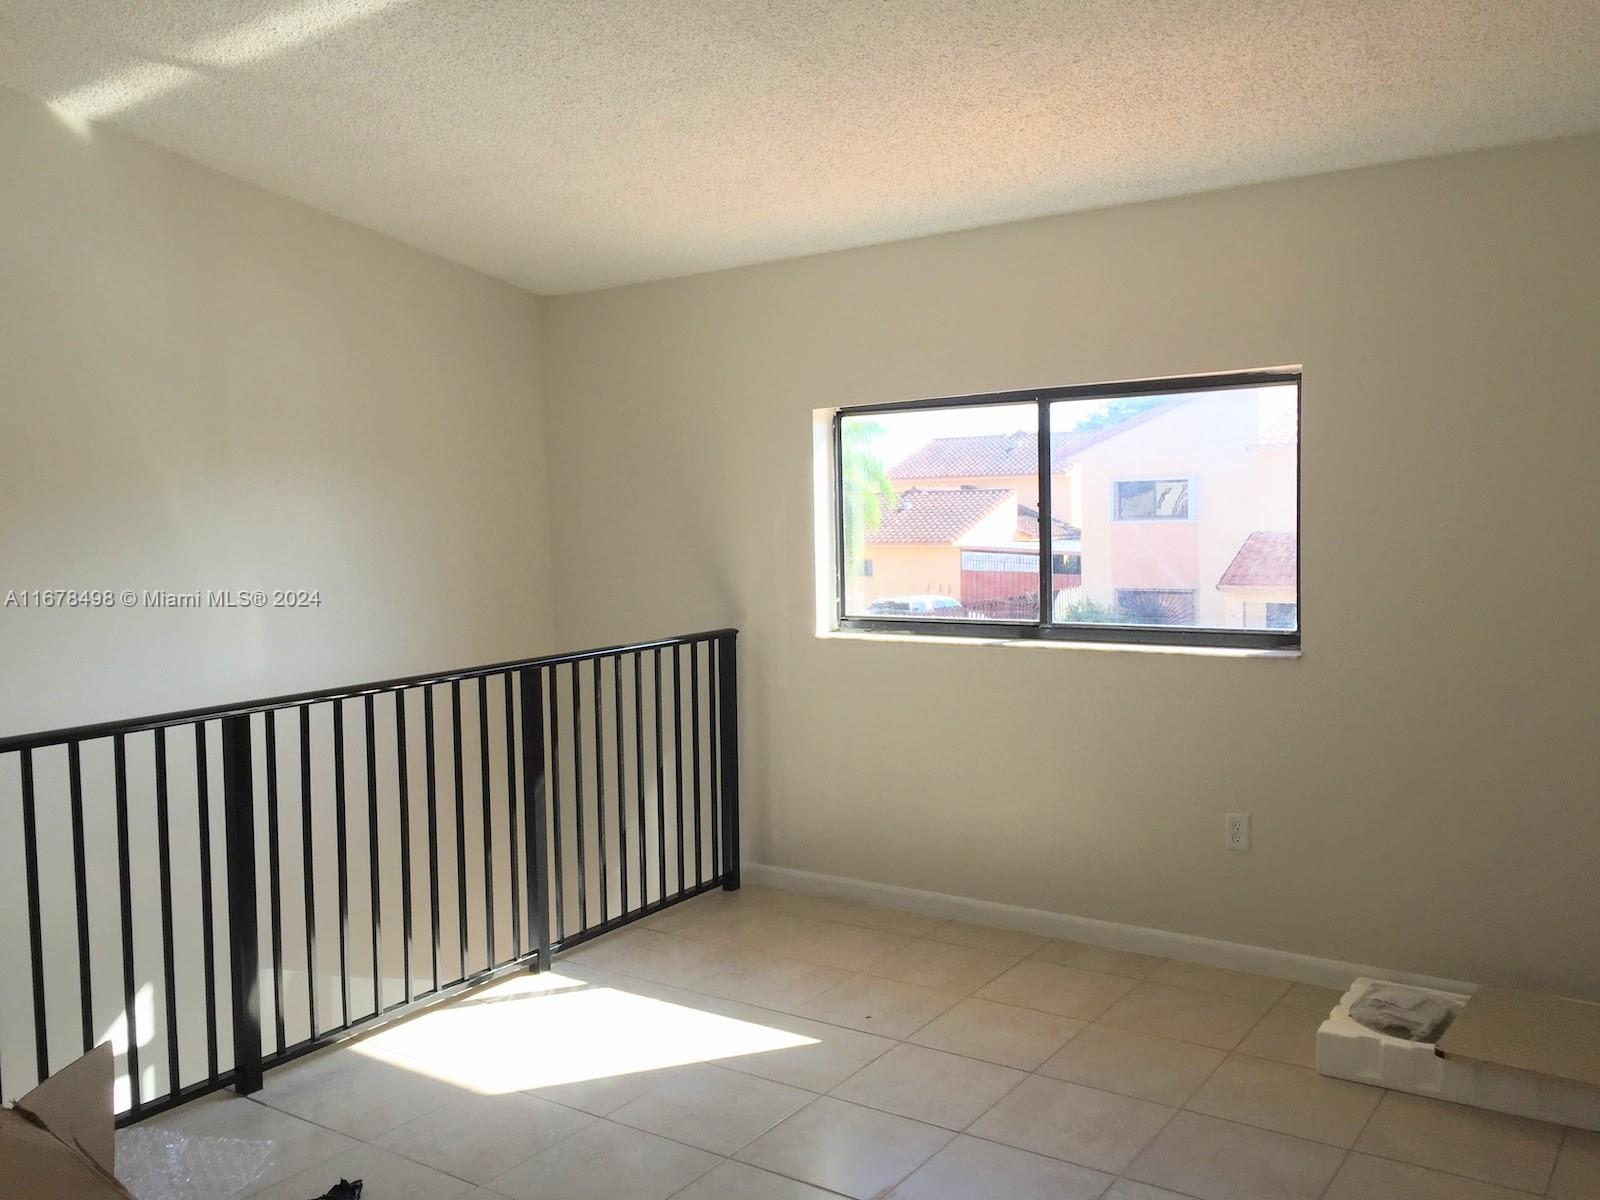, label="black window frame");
[832,368,1301,651]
